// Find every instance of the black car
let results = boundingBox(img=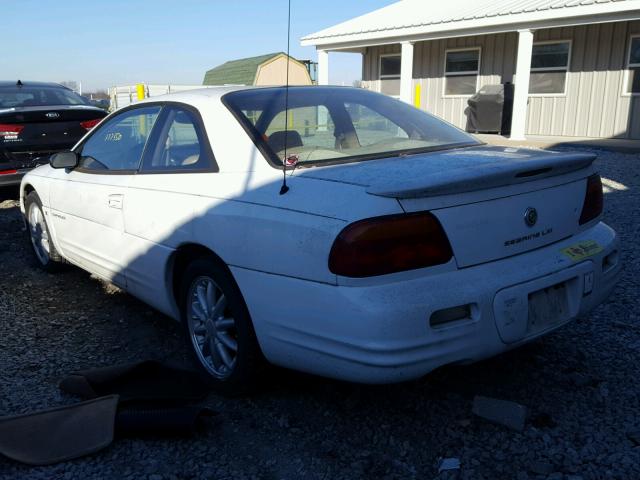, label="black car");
[0,81,107,186]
